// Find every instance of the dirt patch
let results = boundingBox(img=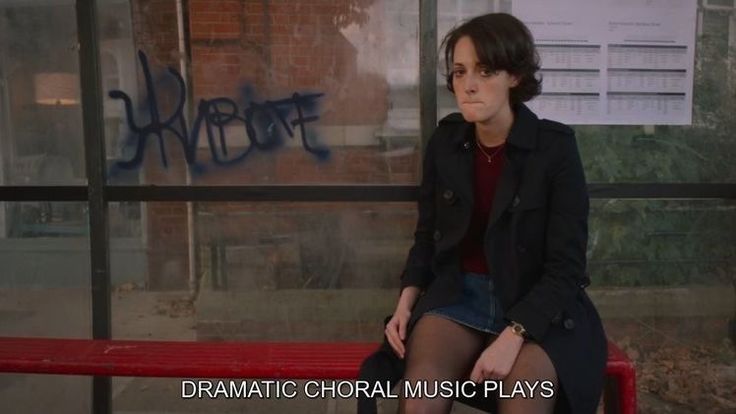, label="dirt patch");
[617,336,736,413]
